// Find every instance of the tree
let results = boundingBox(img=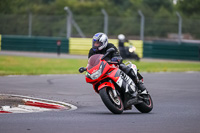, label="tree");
[142,0,174,12]
[176,0,200,16]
